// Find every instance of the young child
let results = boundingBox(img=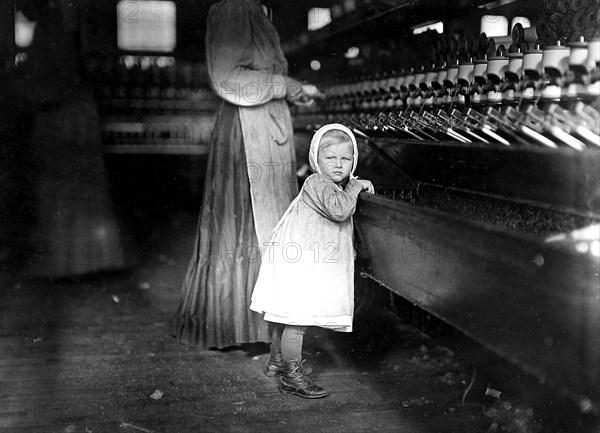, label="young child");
[250,123,374,399]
